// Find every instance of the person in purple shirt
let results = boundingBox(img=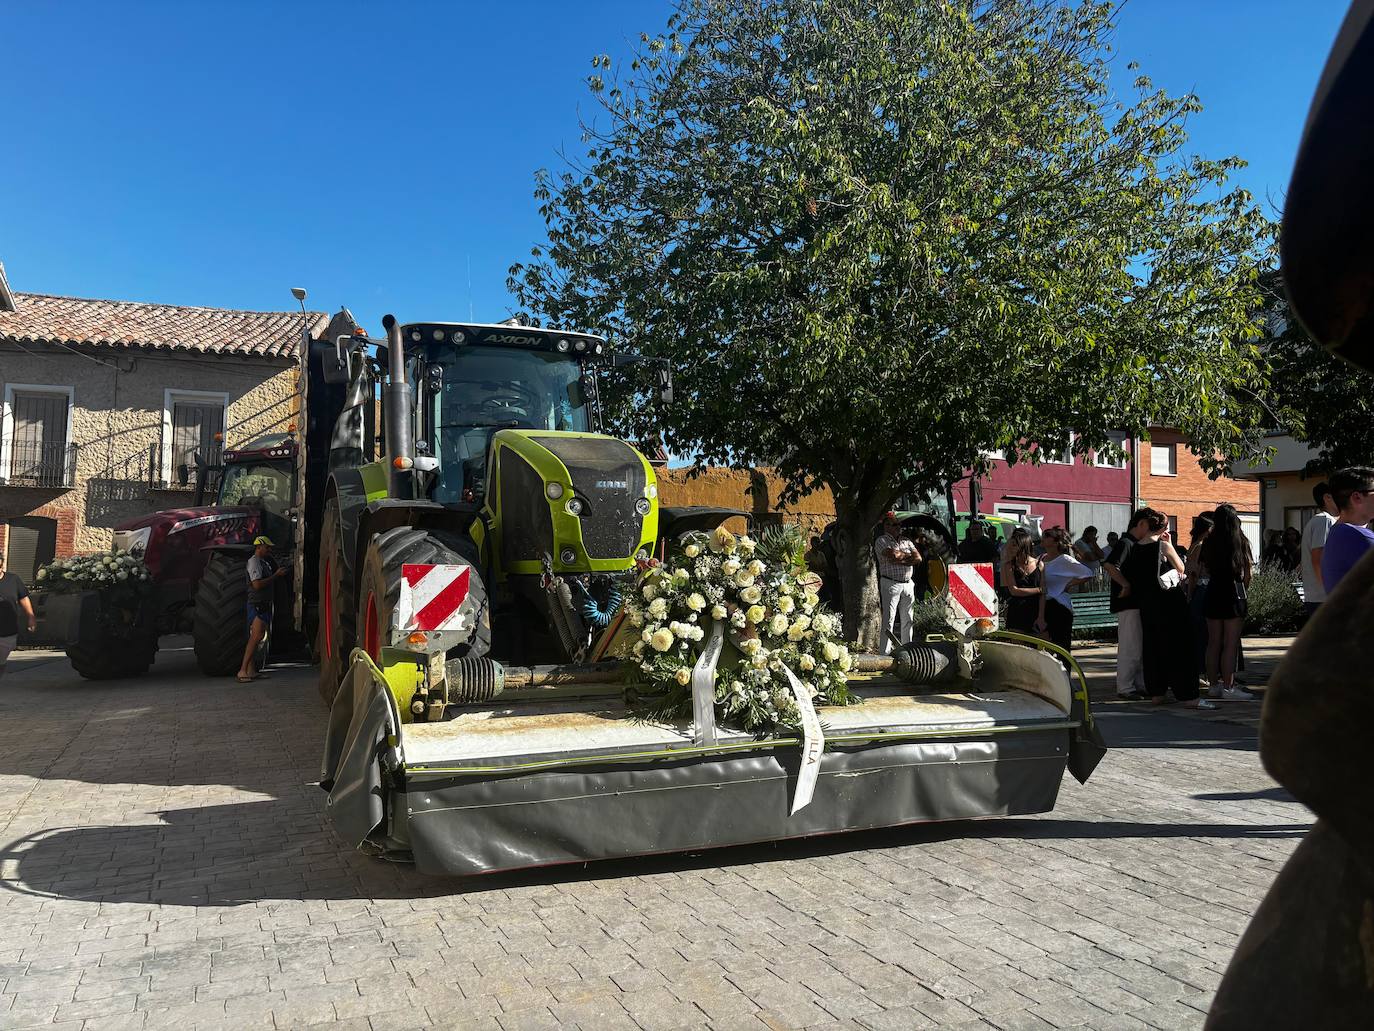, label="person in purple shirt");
[1319,467,1374,593]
